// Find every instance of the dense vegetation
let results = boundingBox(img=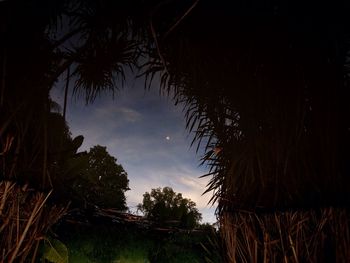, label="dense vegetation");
[138,187,202,229]
[68,145,130,210]
[53,219,222,263]
[1,0,350,262]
